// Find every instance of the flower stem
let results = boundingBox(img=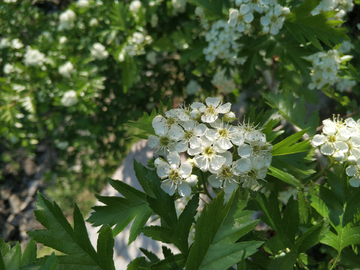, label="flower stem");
[201,171,213,200]
[303,159,334,186]
[329,253,341,270]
